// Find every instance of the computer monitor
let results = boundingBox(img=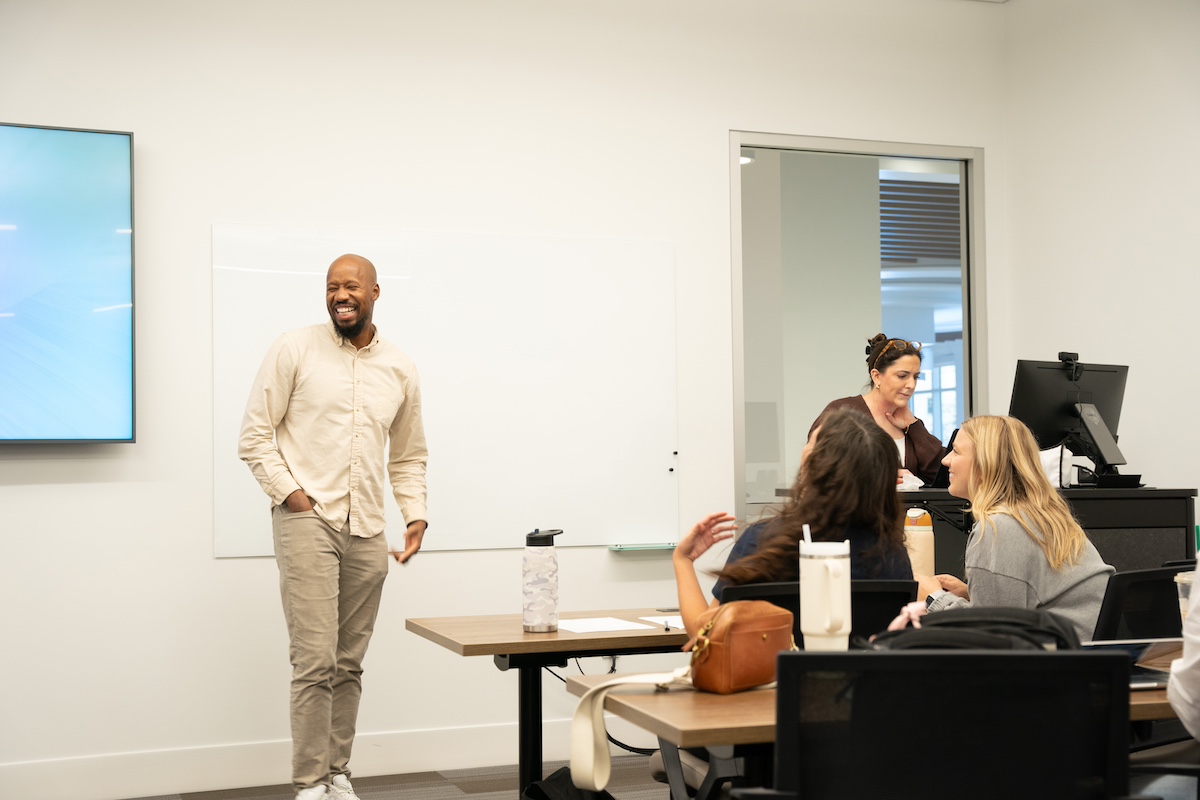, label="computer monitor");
[1008,354,1129,477]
